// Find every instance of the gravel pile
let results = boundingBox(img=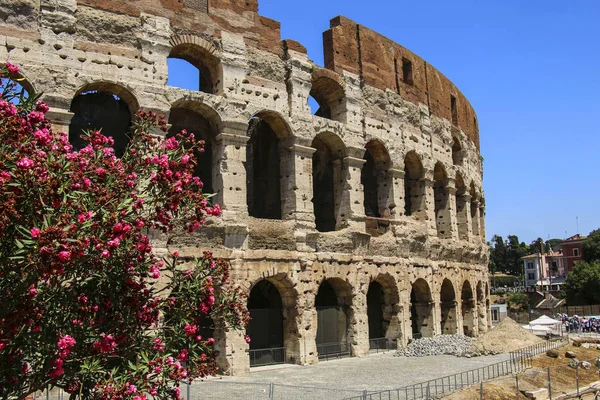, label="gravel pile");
[395,334,474,357]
